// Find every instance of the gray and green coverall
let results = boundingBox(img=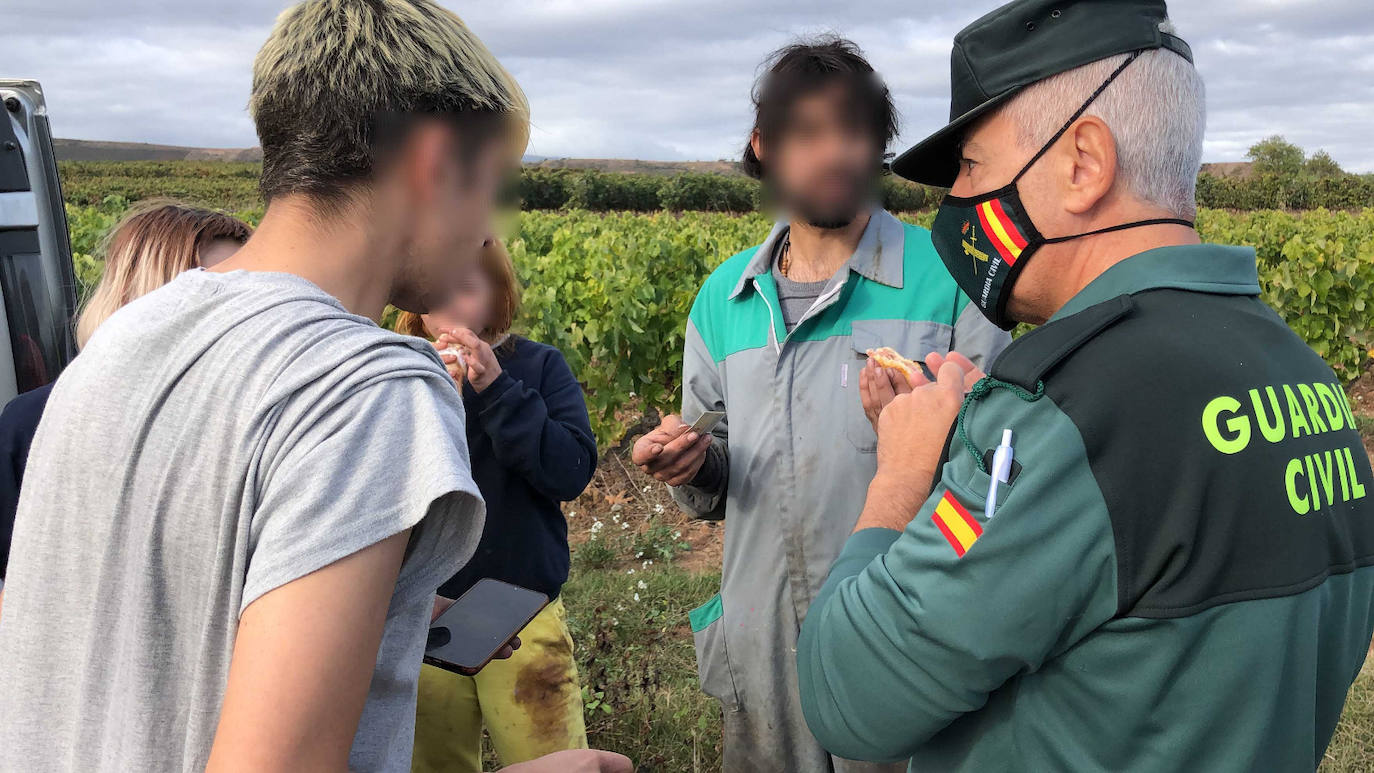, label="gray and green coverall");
[674,209,1010,772]
[797,244,1374,771]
